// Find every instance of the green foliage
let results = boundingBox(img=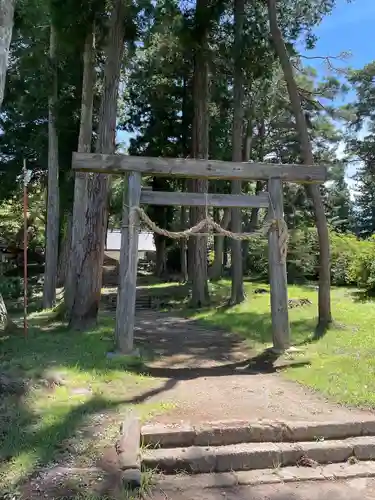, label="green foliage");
[0,0,113,211]
[0,277,23,300]
[0,188,45,248]
[345,62,375,237]
[244,237,268,278]
[287,228,318,282]
[0,310,166,492]
[244,228,375,291]
[347,236,375,292]
[1,0,370,291]
[325,164,355,233]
